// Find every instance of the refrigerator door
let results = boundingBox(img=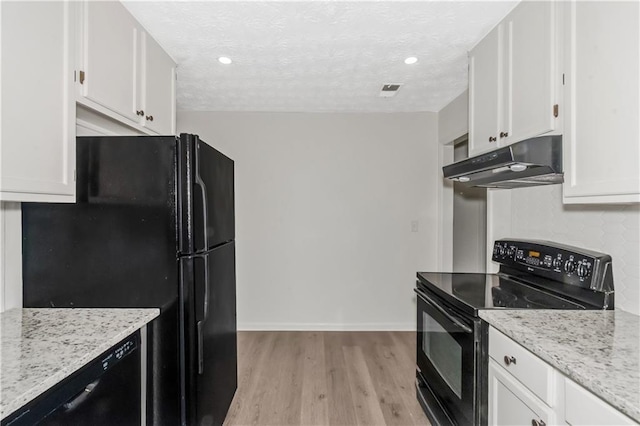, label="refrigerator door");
[178,134,234,255]
[182,241,237,426]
